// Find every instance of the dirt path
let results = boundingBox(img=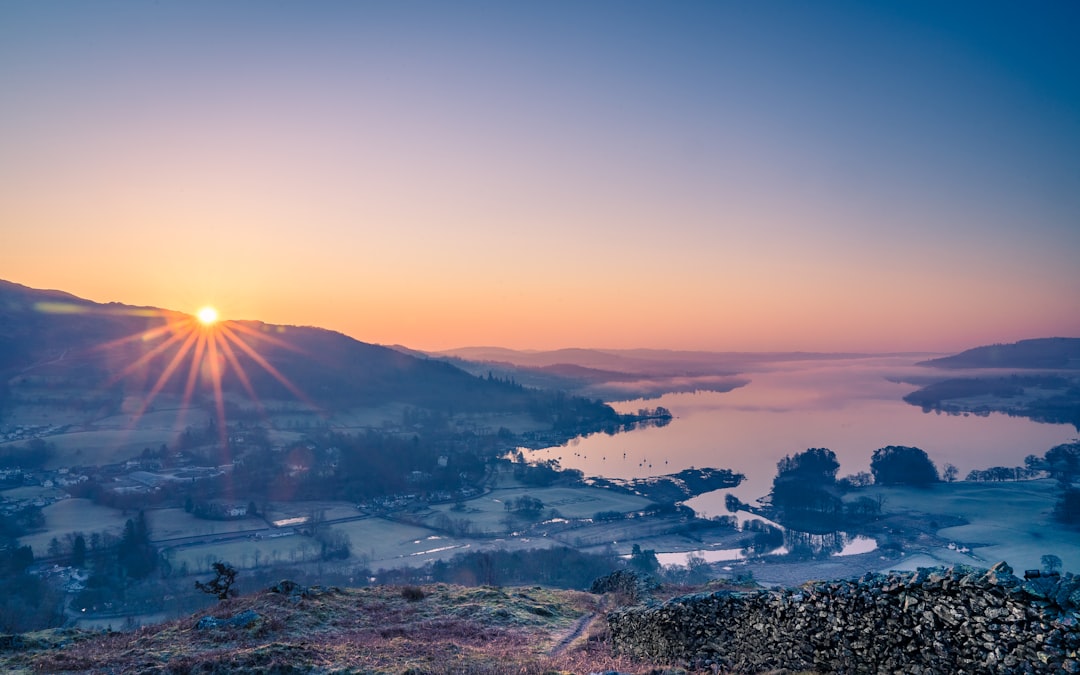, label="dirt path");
[549,611,597,656]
